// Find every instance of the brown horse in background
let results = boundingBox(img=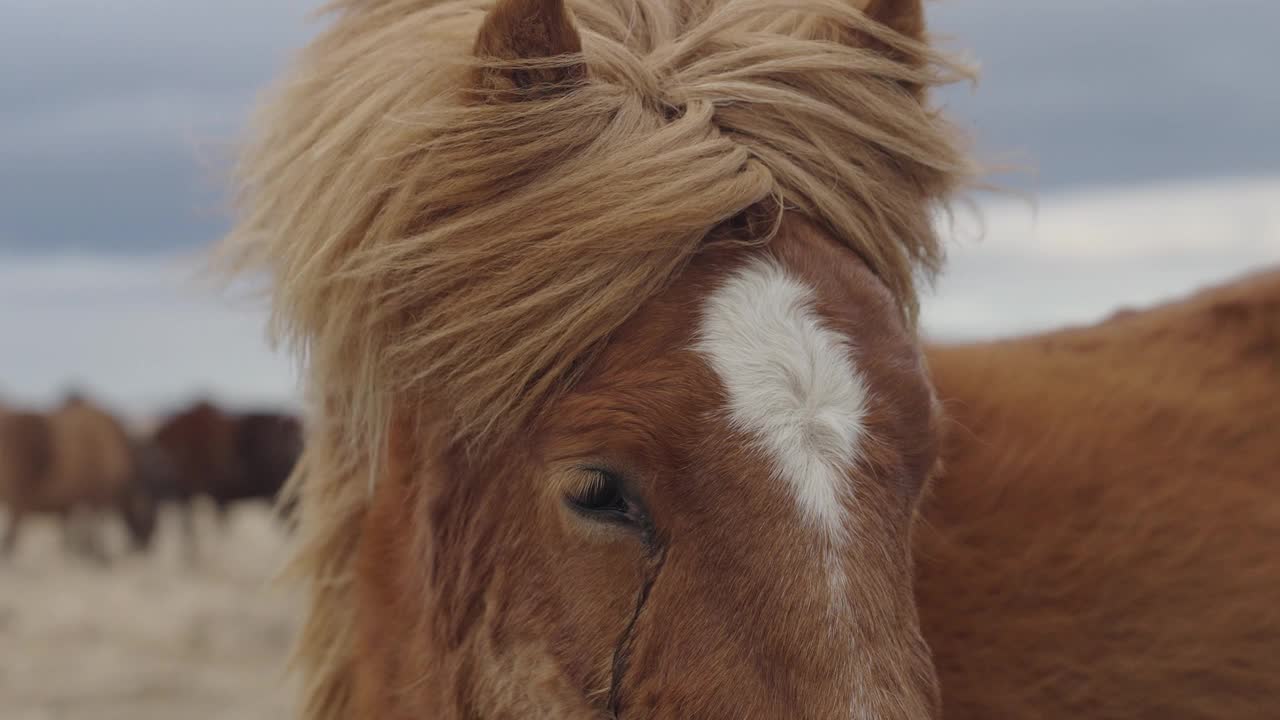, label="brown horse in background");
[0,394,156,561]
[146,400,301,555]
